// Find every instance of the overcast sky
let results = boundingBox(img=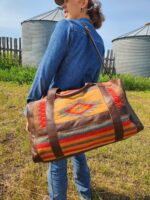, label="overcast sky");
[0,0,149,49]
